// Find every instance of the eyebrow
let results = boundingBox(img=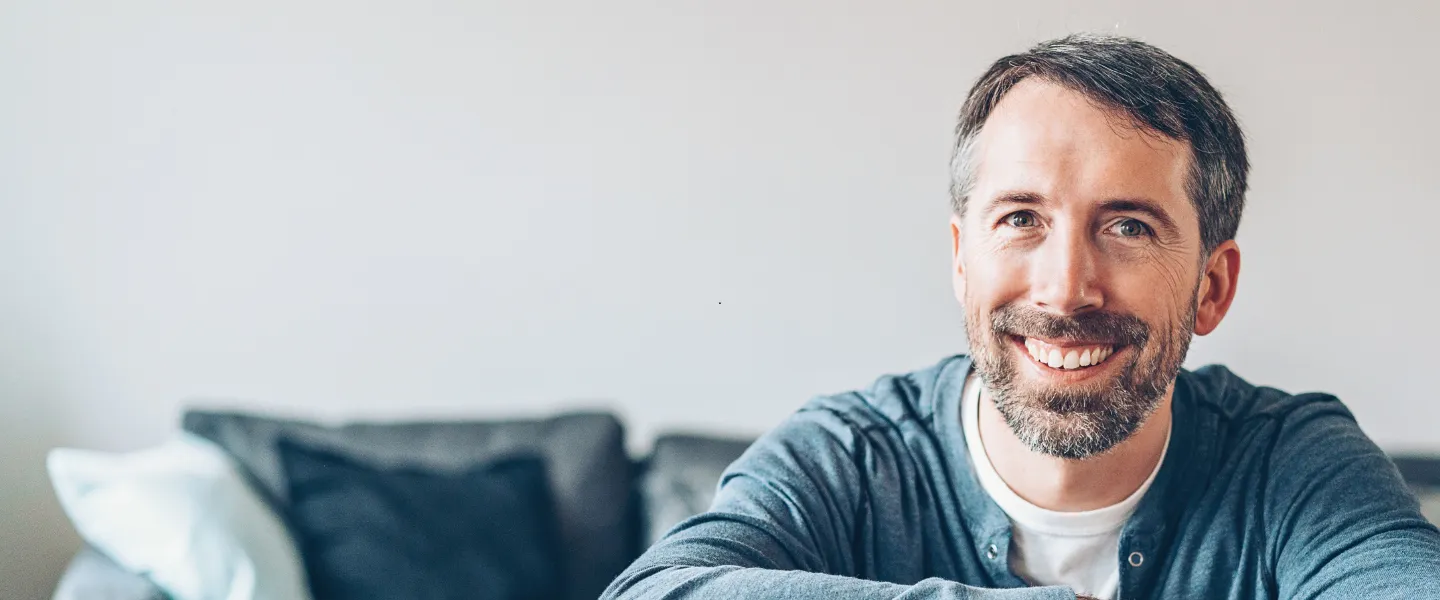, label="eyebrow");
[982,191,1180,234]
[982,191,1049,213]
[1098,198,1179,234]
